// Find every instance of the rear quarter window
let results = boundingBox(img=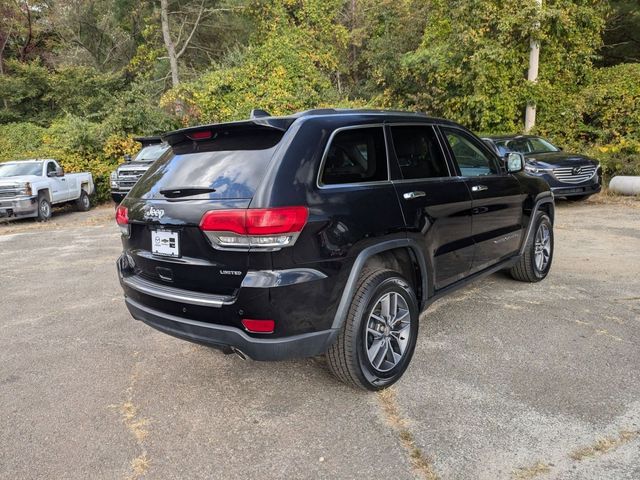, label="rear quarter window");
[320,127,388,186]
[129,129,284,200]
